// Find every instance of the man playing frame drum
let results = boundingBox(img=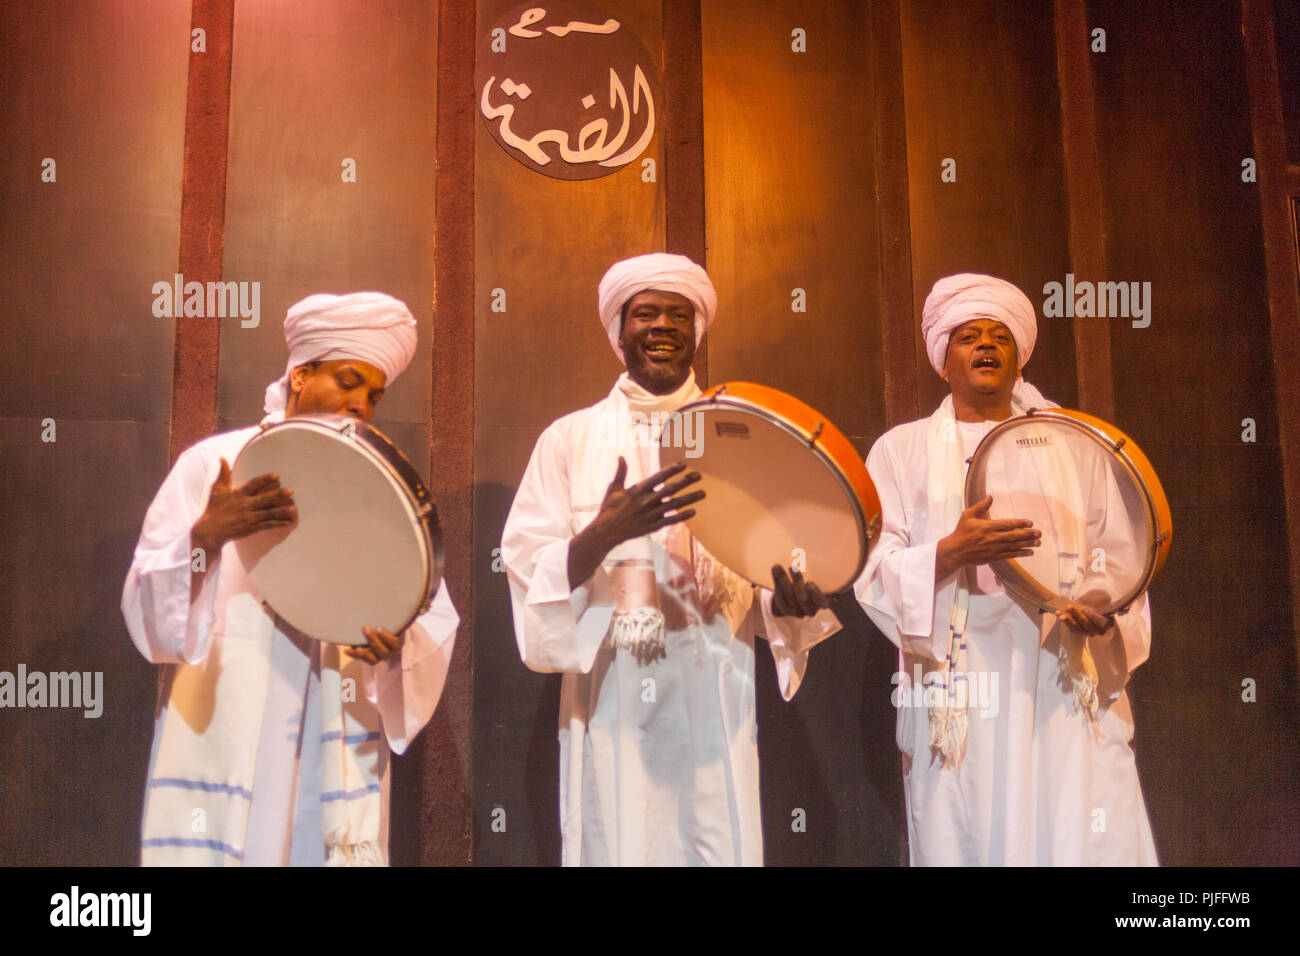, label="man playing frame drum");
[501,253,841,866]
[121,293,459,866]
[854,273,1158,865]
